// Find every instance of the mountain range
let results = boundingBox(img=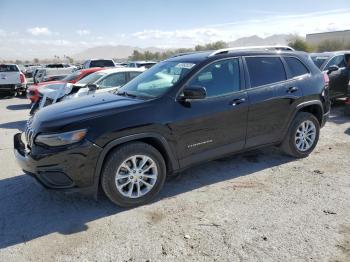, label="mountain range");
[72,34,293,60]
